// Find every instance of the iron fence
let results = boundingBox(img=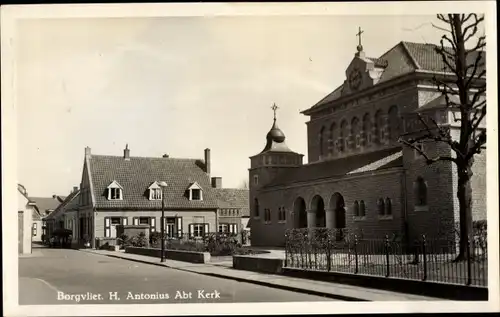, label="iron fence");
[284,228,488,287]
